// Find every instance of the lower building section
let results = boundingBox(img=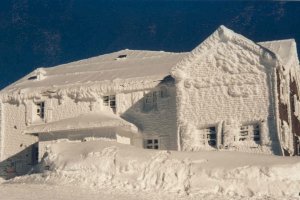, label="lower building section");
[0,143,38,179]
